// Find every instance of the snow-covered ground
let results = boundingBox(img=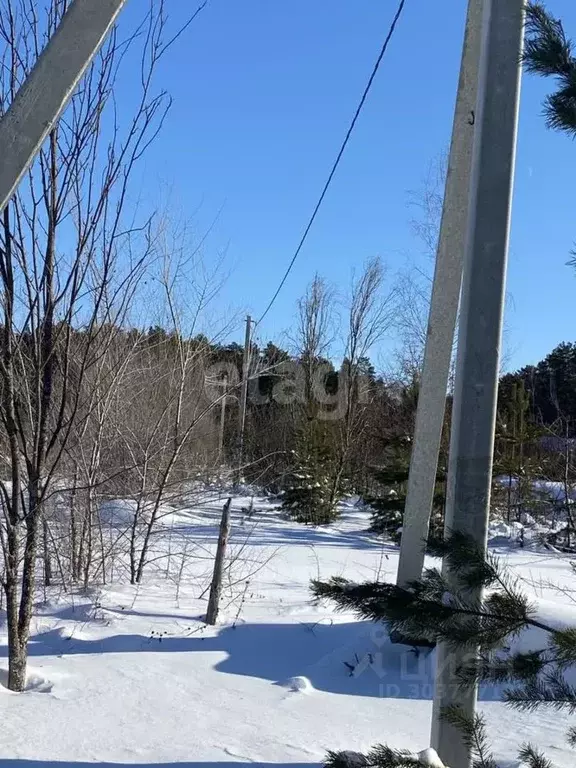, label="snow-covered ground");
[2,494,576,767]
